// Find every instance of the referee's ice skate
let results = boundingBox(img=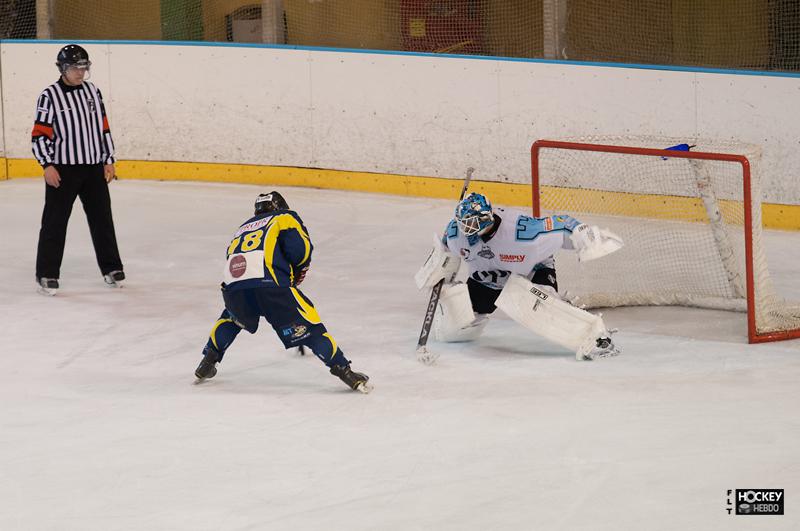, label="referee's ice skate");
[103,270,126,288]
[36,277,59,296]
